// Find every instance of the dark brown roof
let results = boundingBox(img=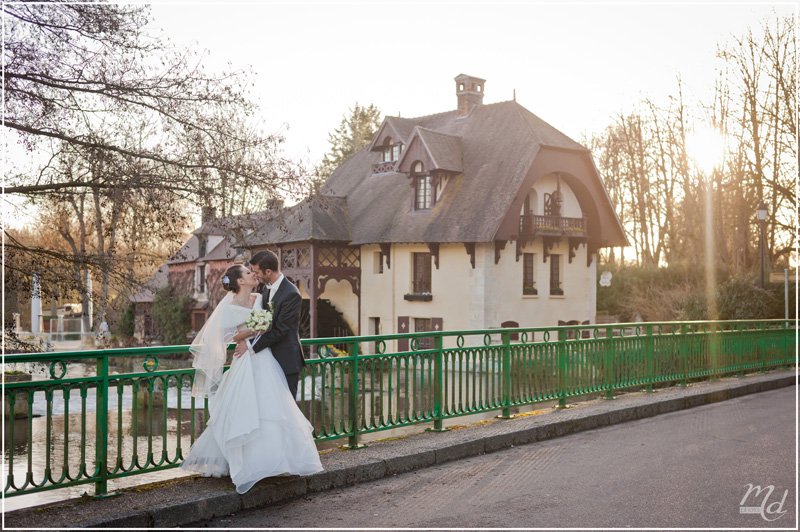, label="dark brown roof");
[202,236,239,262]
[244,196,351,246]
[369,116,417,151]
[193,211,273,237]
[402,127,464,173]
[129,265,169,303]
[167,237,200,265]
[322,100,612,244]
[170,211,275,265]
[246,98,626,248]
